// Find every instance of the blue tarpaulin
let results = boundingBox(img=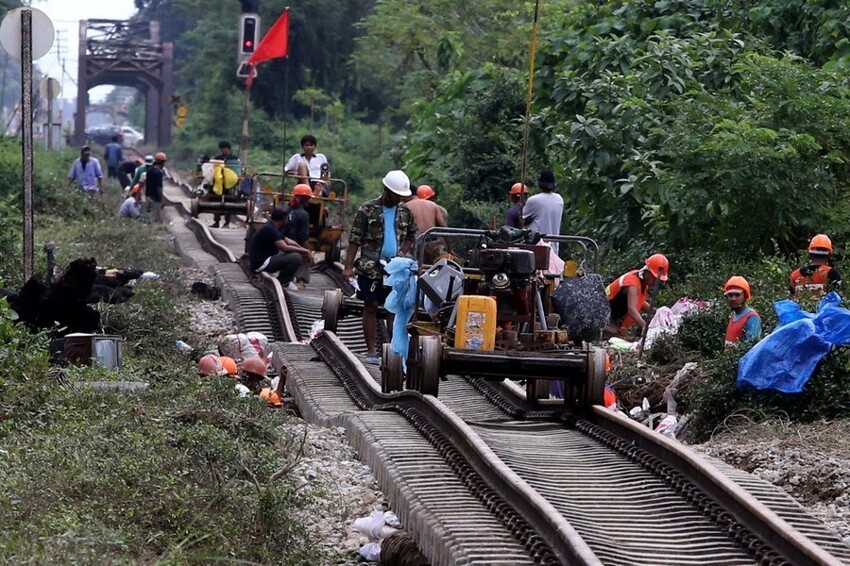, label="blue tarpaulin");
[737,292,850,392]
[384,258,419,366]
